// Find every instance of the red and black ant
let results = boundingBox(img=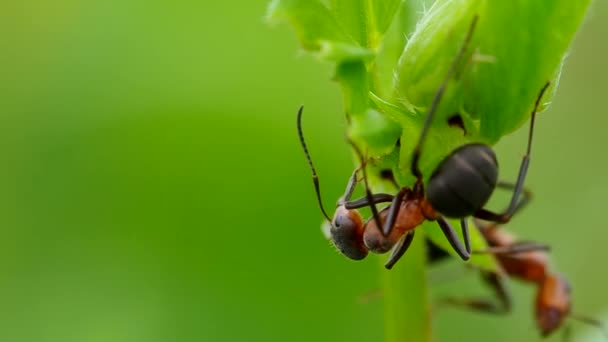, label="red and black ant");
[298,15,551,269]
[430,221,607,339]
